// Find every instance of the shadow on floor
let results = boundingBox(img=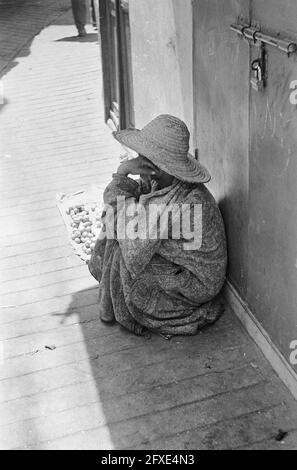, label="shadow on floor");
[0,2,74,79]
[0,45,33,80]
[55,33,98,43]
[62,285,160,448]
[61,282,245,450]
[0,96,9,116]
